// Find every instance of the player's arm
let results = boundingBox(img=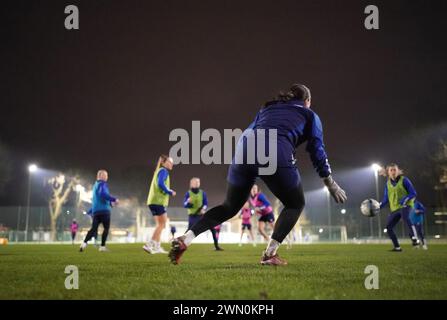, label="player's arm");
[257,193,270,209]
[202,191,208,211]
[306,112,347,203]
[400,177,417,206]
[157,168,174,195]
[379,184,389,209]
[98,182,117,203]
[183,192,193,208]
